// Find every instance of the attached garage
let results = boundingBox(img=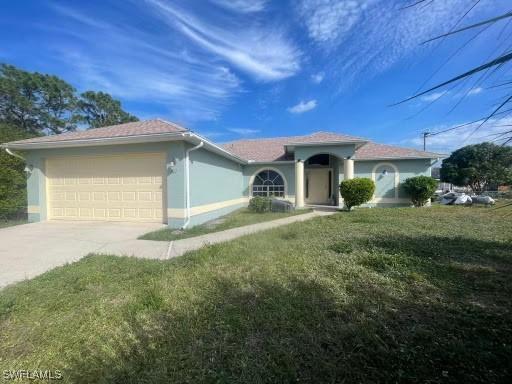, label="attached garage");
[46,153,166,223]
